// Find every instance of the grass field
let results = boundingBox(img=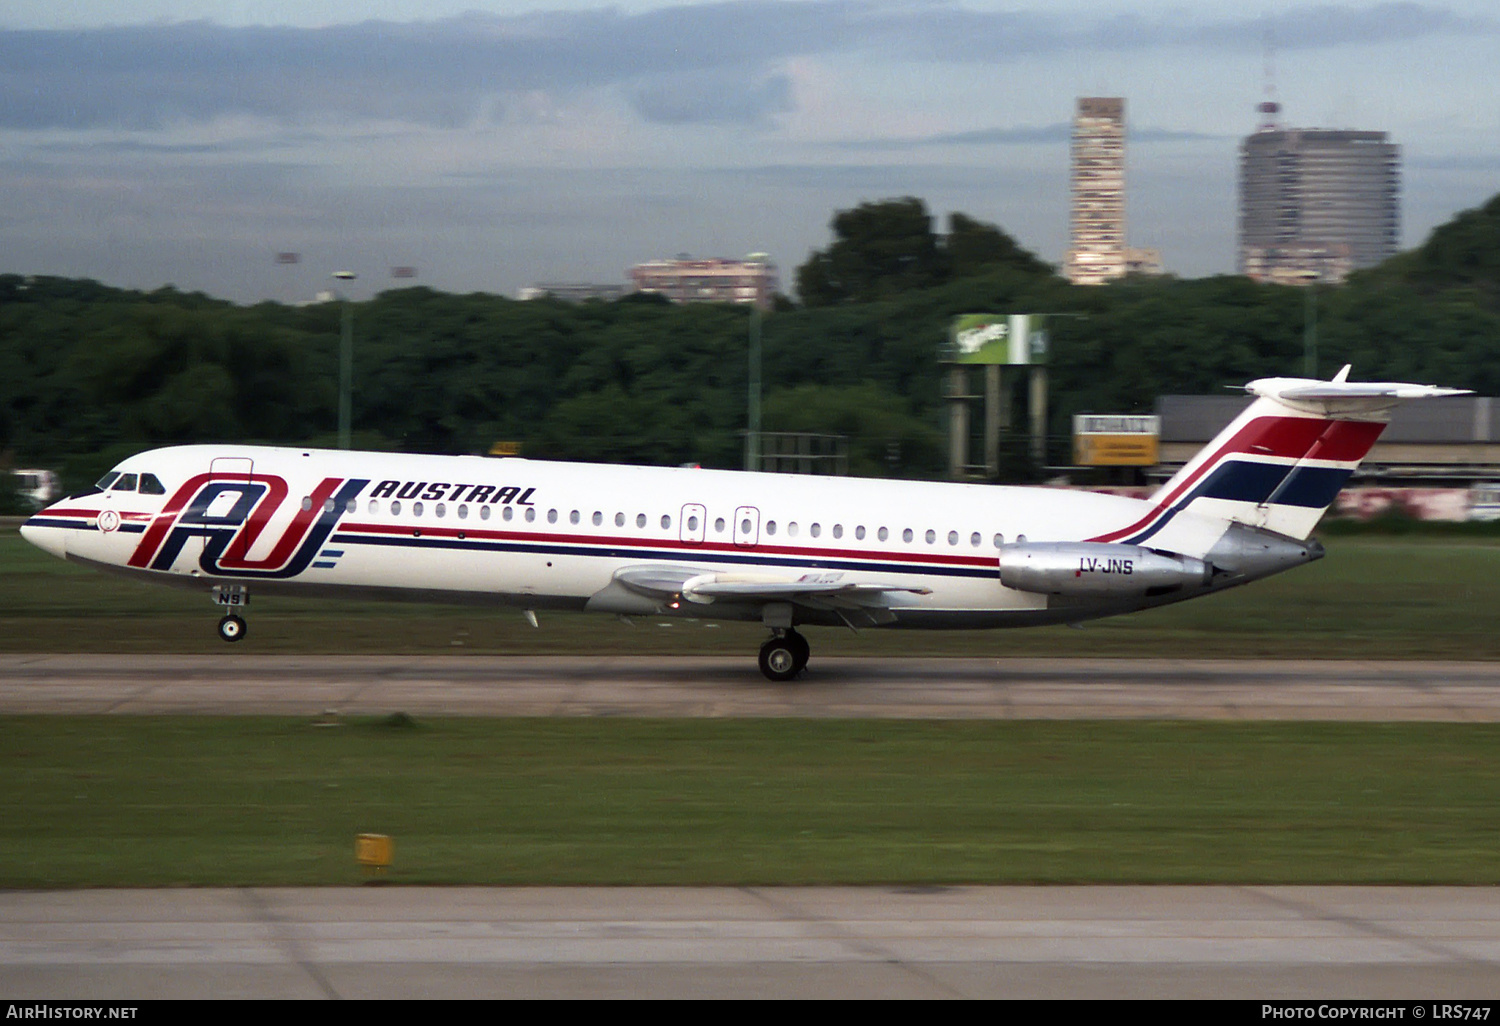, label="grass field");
[3,528,1500,658]
[5,717,1500,888]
